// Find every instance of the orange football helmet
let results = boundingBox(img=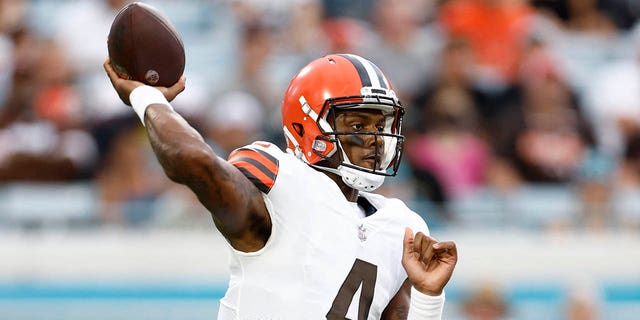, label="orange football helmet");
[281,54,405,191]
